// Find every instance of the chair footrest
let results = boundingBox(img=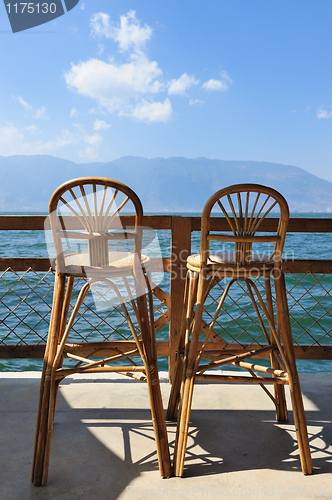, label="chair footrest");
[195,373,288,384]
